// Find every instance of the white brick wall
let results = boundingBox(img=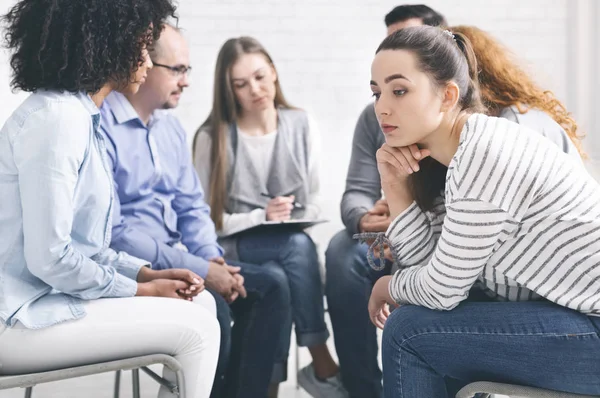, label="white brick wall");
[0,0,597,247]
